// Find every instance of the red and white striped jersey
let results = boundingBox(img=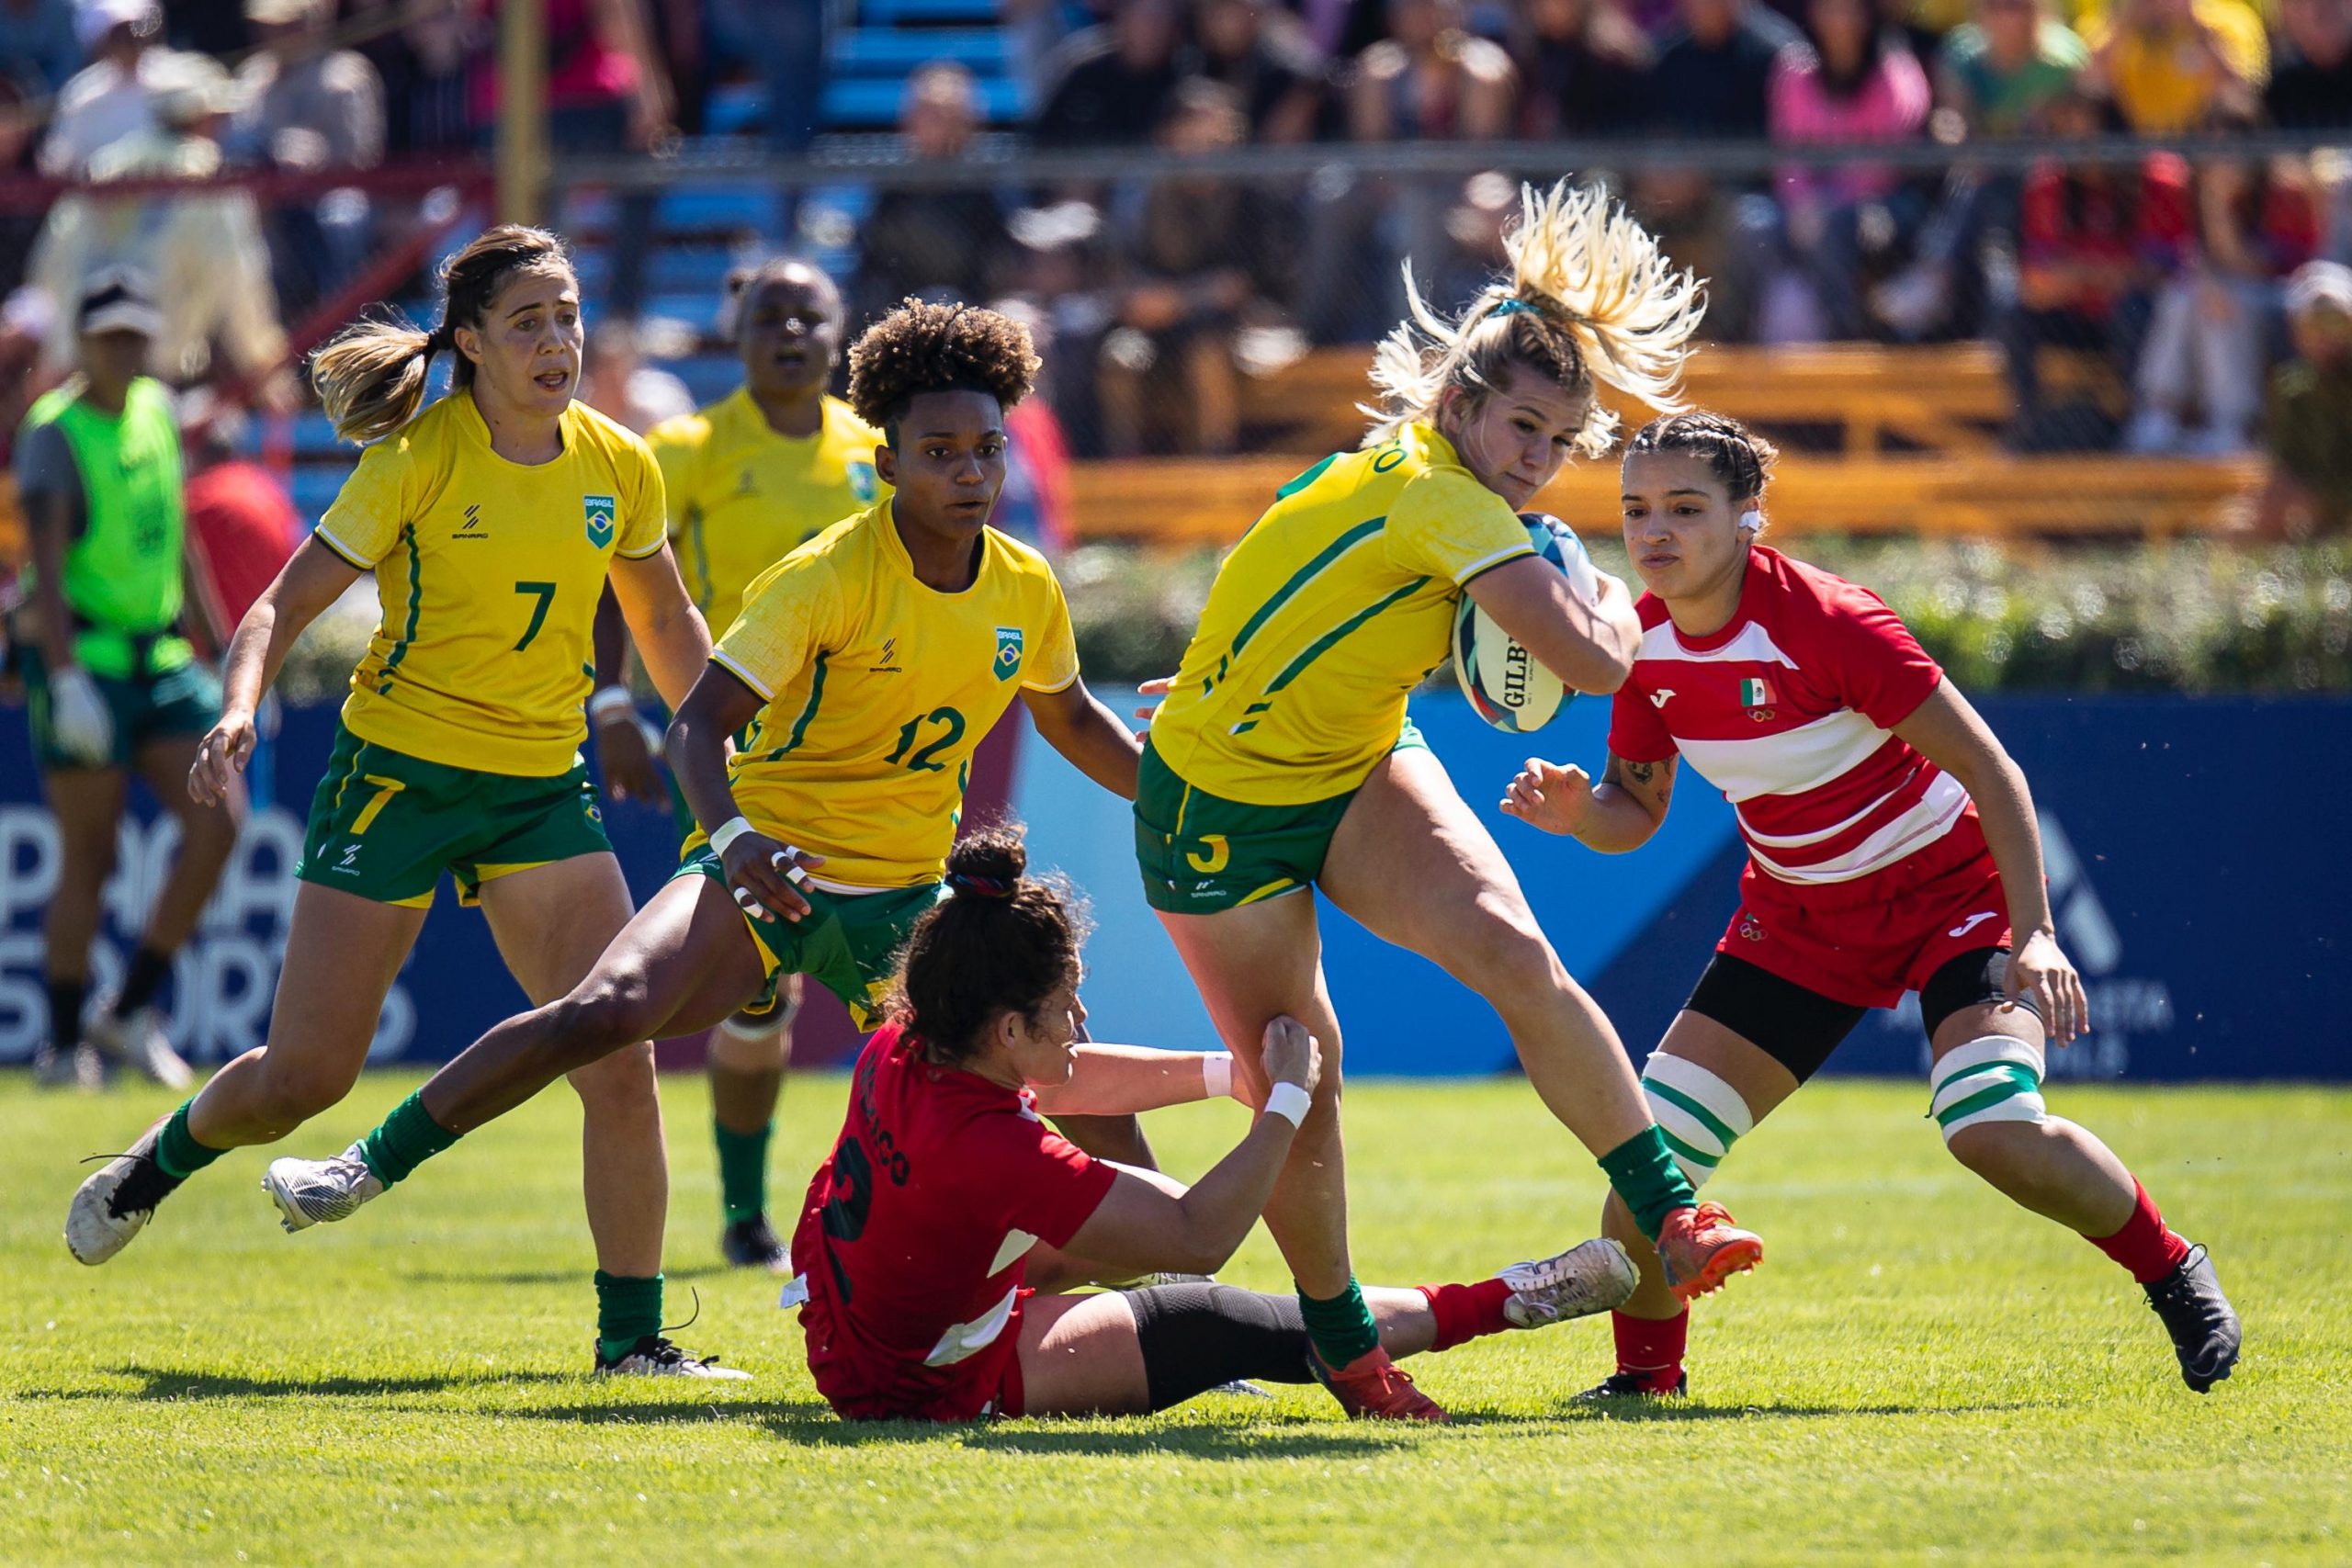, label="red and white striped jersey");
[1608,547,1972,889]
